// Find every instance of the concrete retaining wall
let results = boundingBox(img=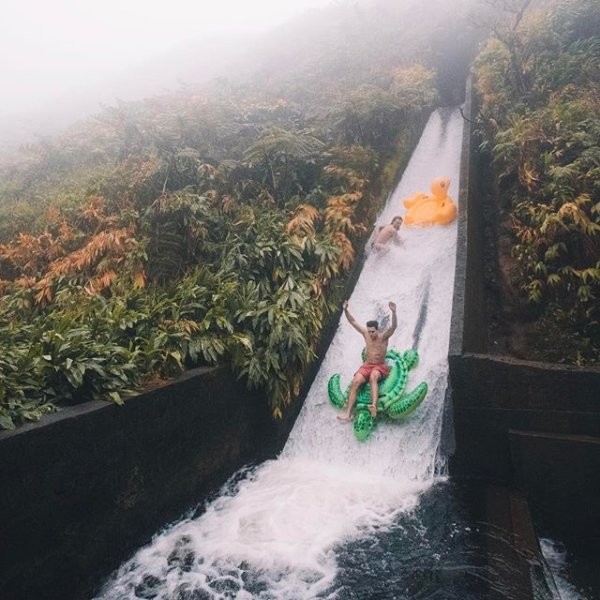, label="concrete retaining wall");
[448,77,487,357]
[449,77,600,549]
[0,367,281,600]
[510,430,600,548]
[450,352,600,482]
